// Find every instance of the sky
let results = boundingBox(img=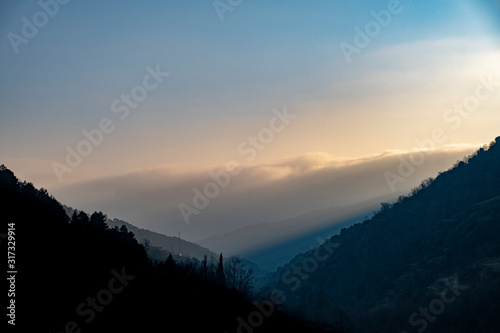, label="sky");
[1,0,500,242]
